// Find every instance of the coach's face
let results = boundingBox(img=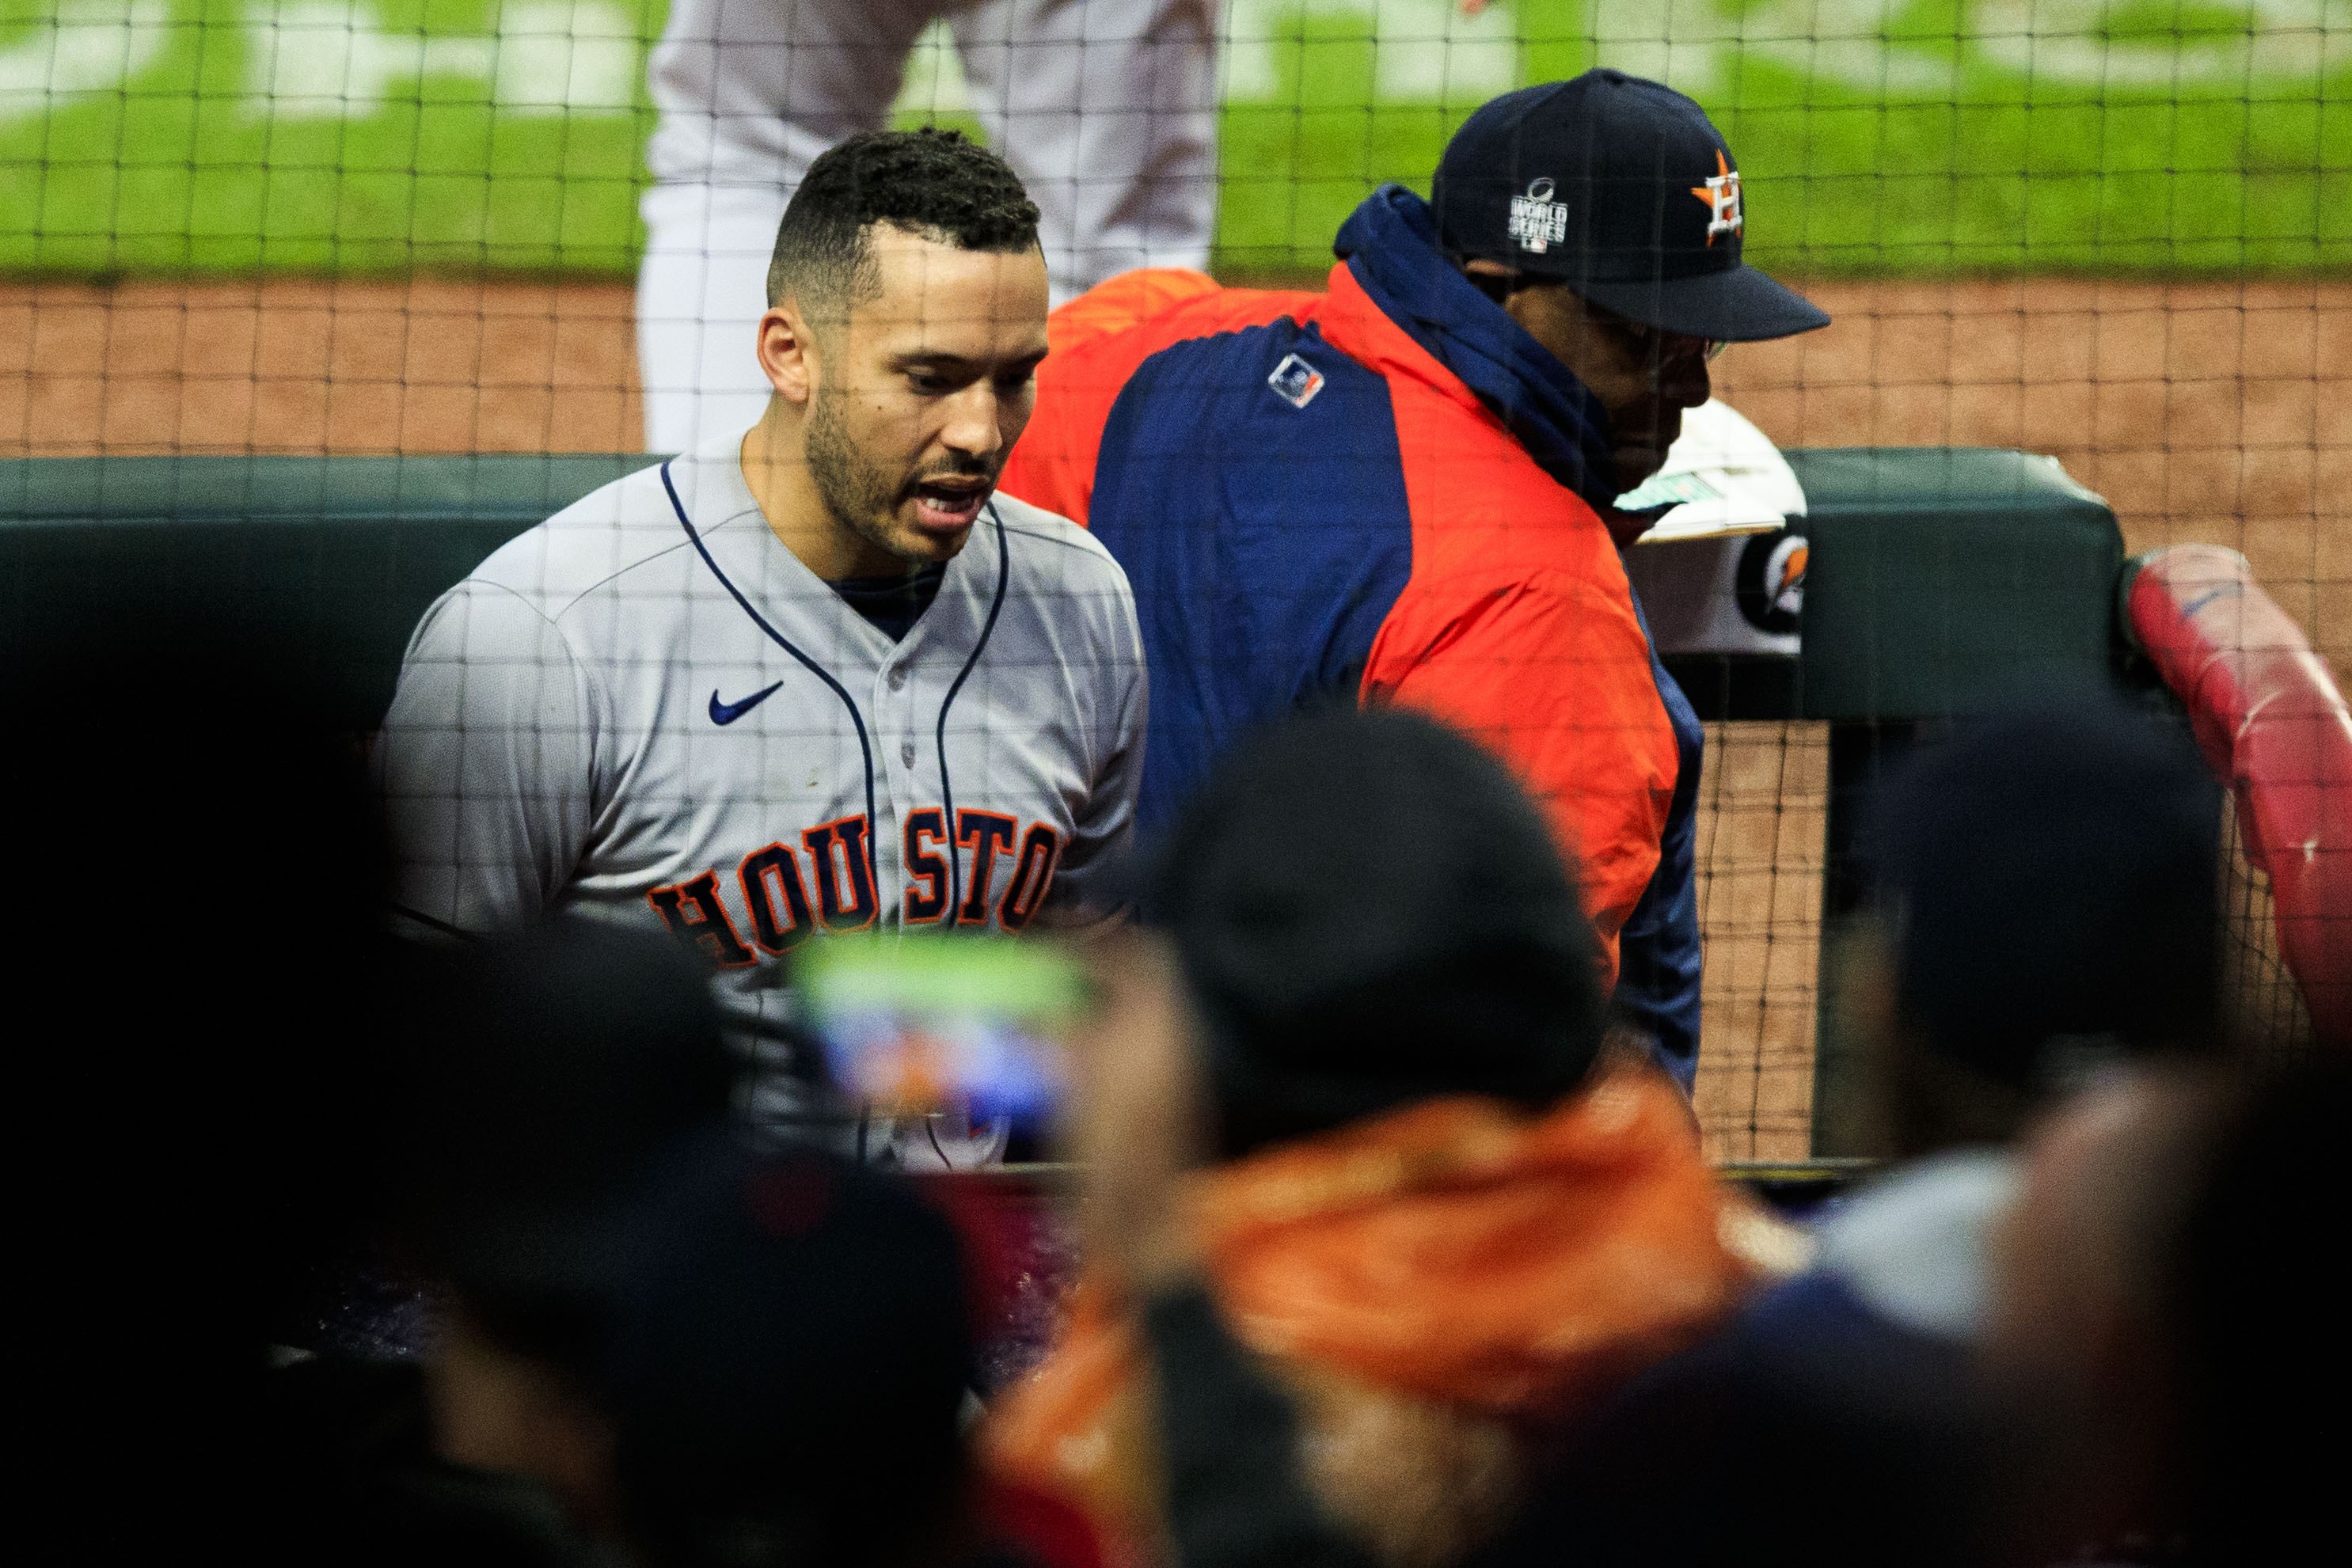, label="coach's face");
[1462,260,1712,503]
[805,225,1051,566]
